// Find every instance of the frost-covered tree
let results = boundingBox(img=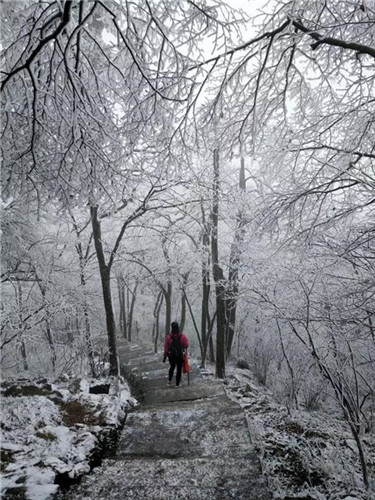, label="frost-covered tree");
[1,199,103,377]
[1,0,246,375]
